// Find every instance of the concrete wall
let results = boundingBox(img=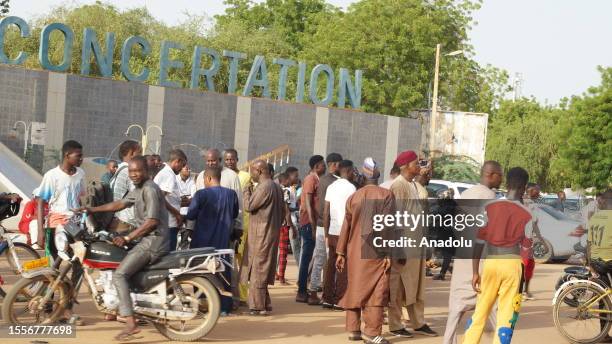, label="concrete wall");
[327,108,388,176]
[163,88,237,172]
[0,64,486,187]
[0,67,48,171]
[63,75,149,166]
[249,98,317,176]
